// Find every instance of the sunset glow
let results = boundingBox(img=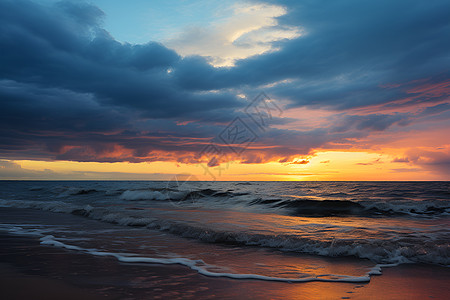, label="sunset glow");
[0,0,449,181]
